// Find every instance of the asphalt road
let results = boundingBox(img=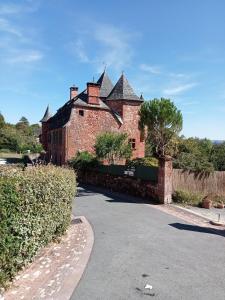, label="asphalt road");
[71,186,225,300]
